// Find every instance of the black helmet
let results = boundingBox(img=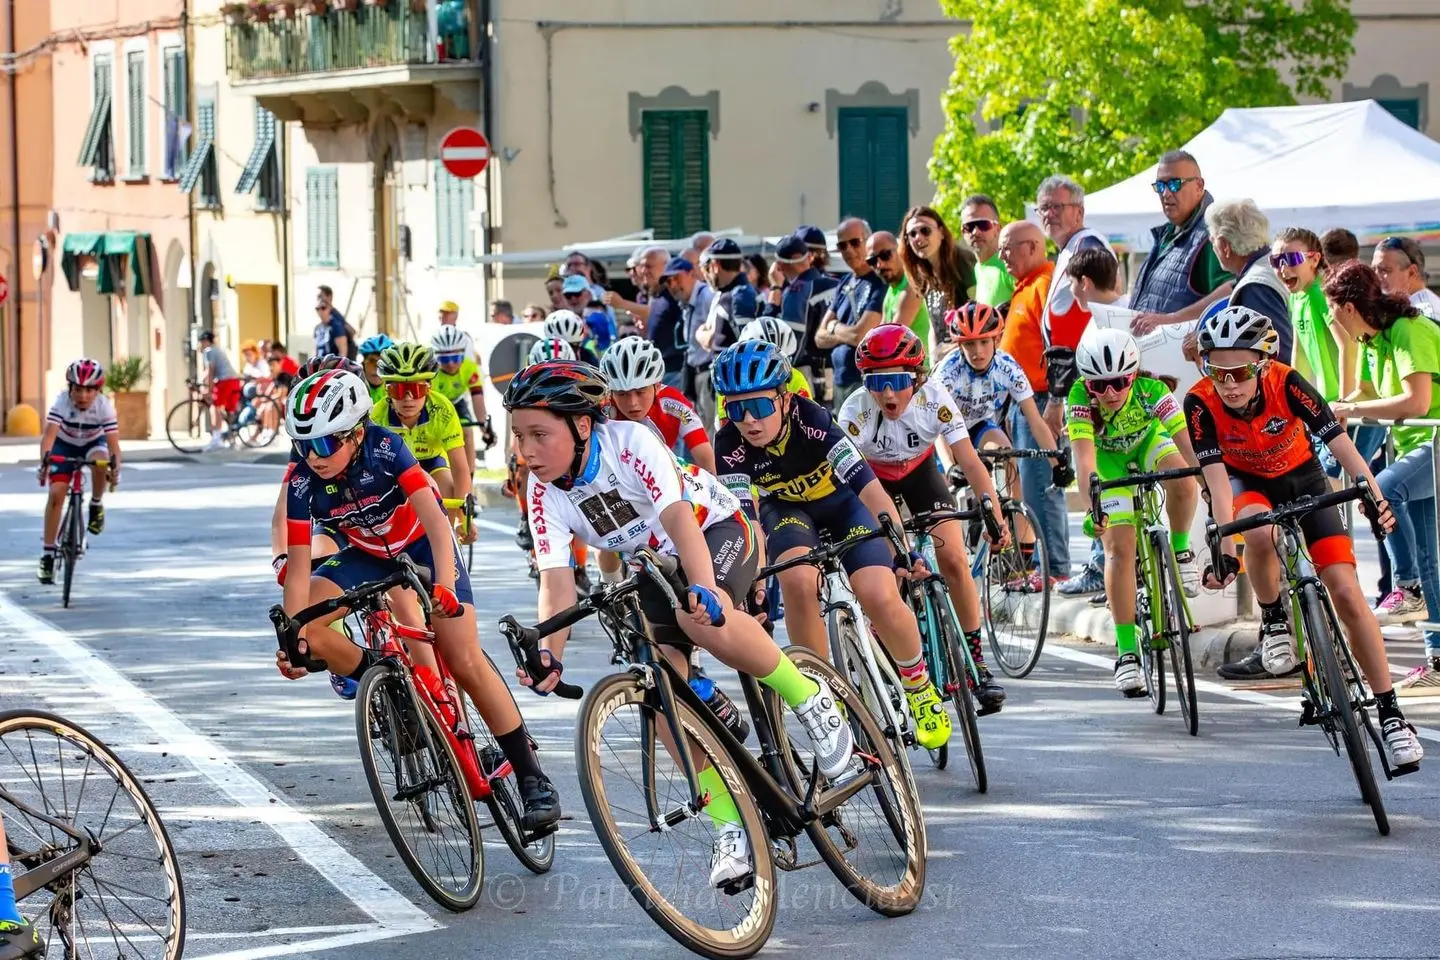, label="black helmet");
[299,354,365,379]
[503,360,608,421]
